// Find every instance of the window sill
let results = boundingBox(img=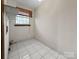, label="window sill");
[14,24,31,26]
